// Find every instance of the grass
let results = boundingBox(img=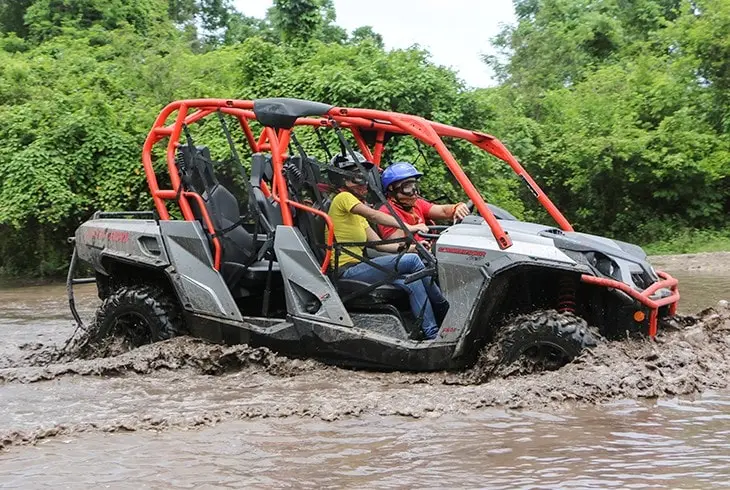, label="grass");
[643,228,730,256]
